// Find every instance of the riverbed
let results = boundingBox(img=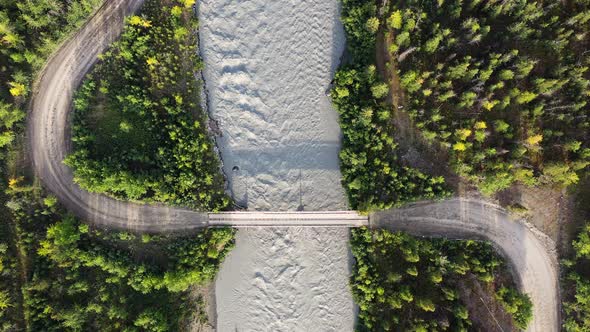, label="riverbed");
[198,0,355,330]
